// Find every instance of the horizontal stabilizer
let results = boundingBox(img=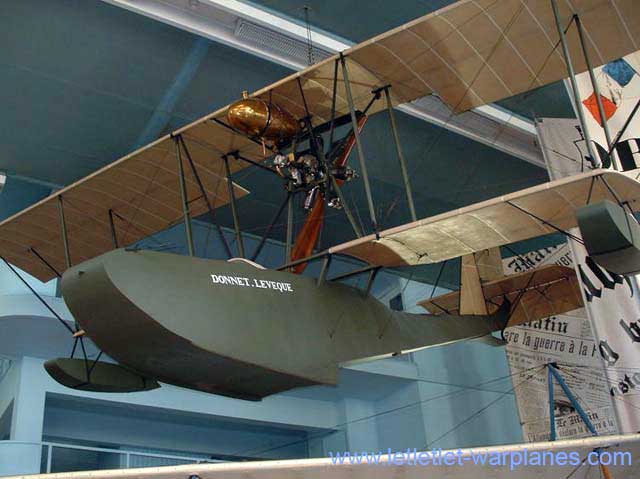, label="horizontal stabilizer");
[418,265,583,327]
